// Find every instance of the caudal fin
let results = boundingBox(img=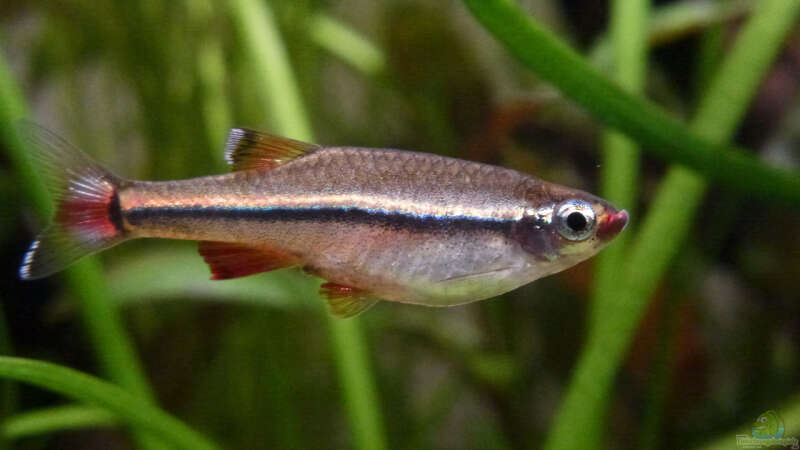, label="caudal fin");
[18,122,127,280]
